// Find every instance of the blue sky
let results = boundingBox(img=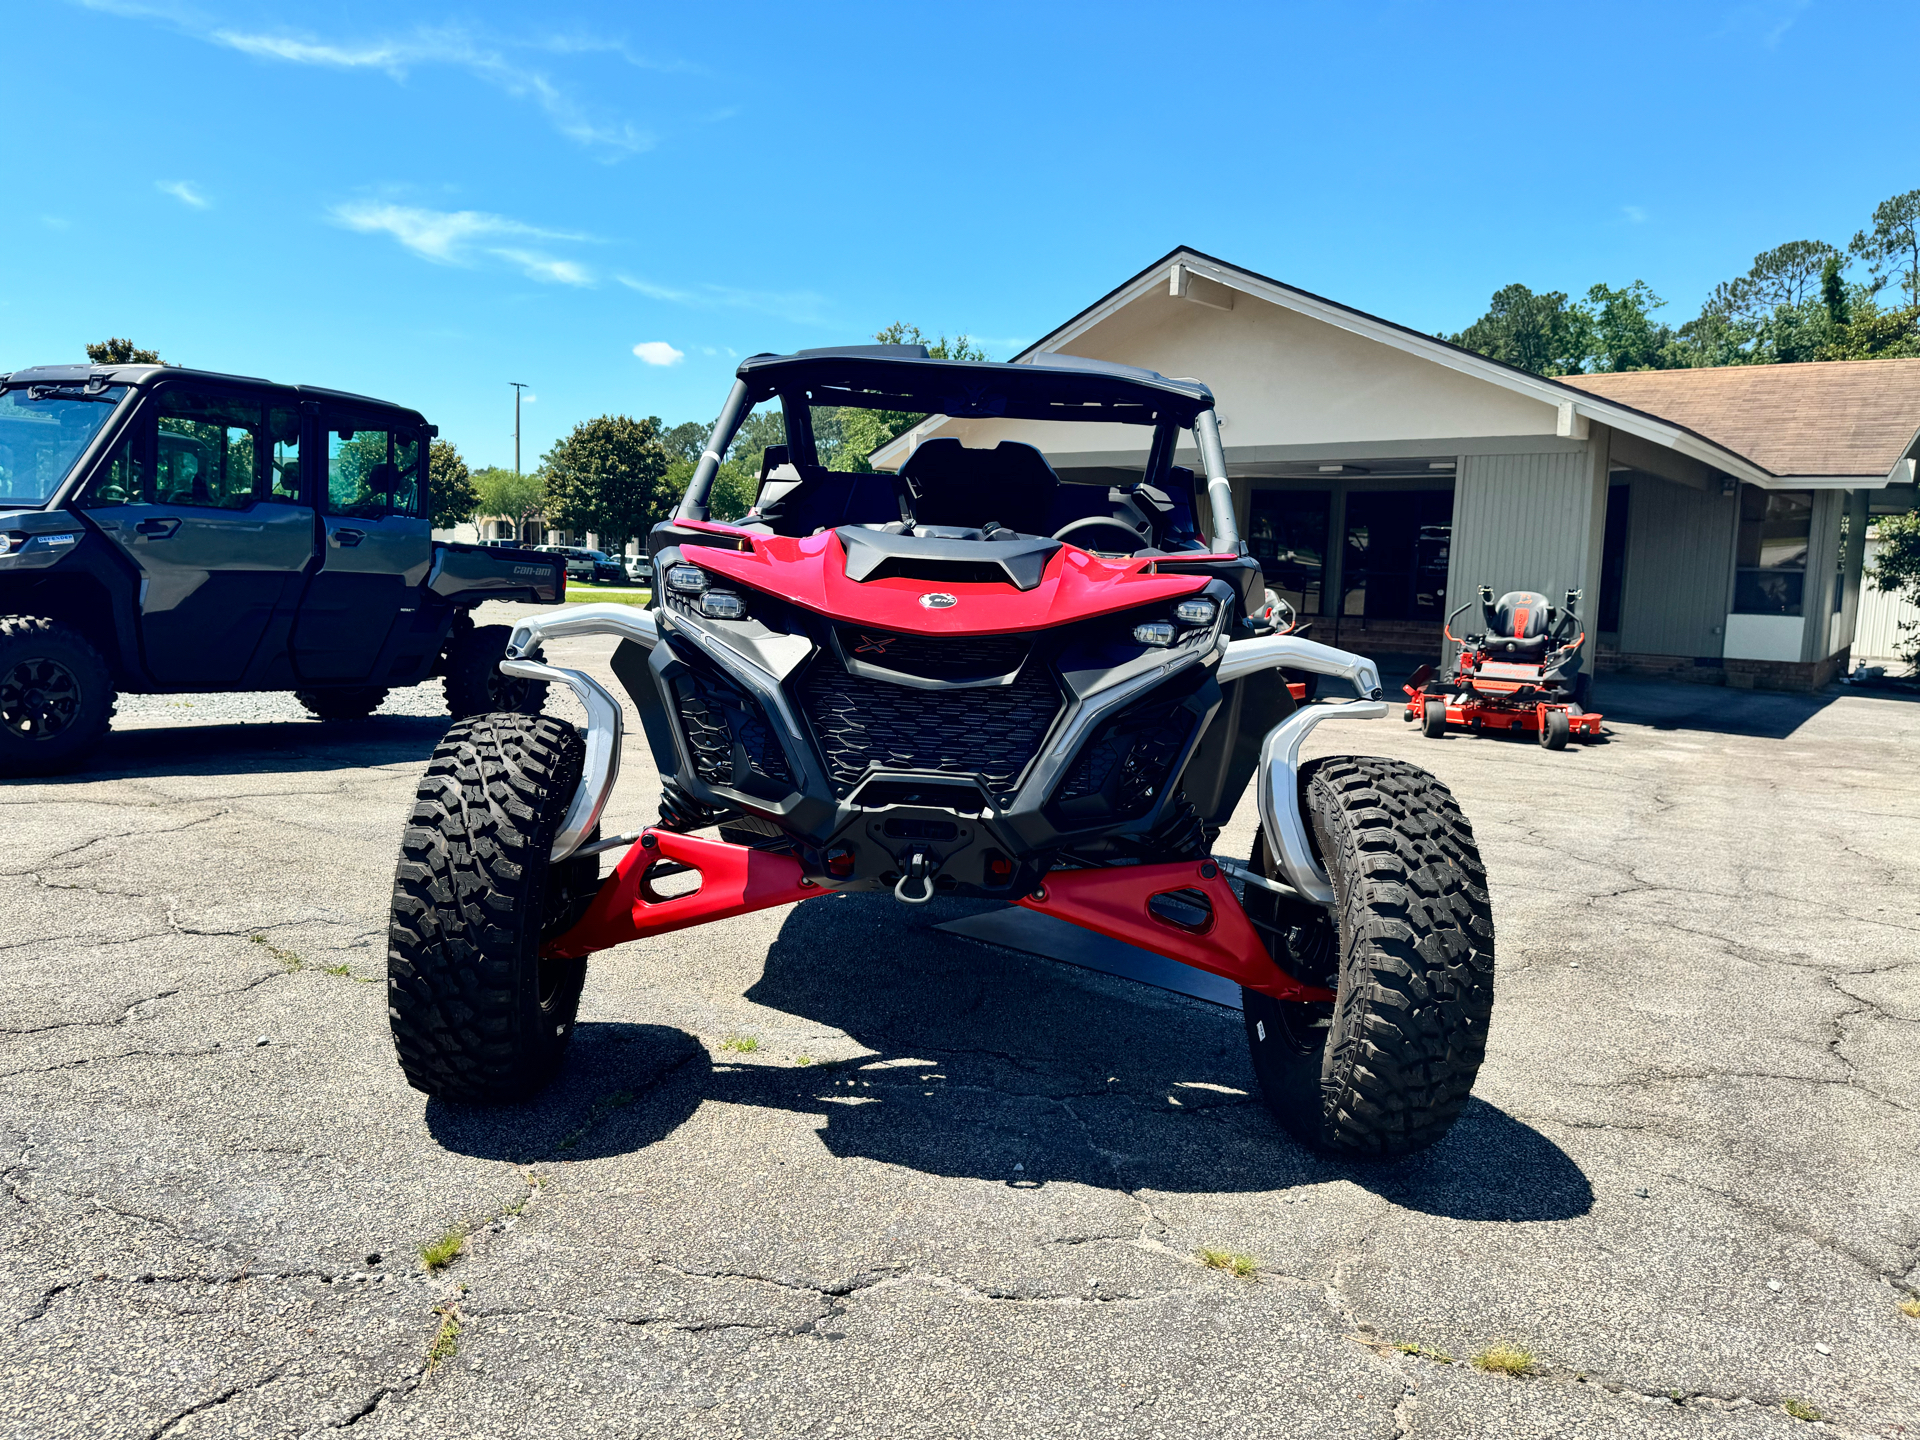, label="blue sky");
[5,0,1915,469]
